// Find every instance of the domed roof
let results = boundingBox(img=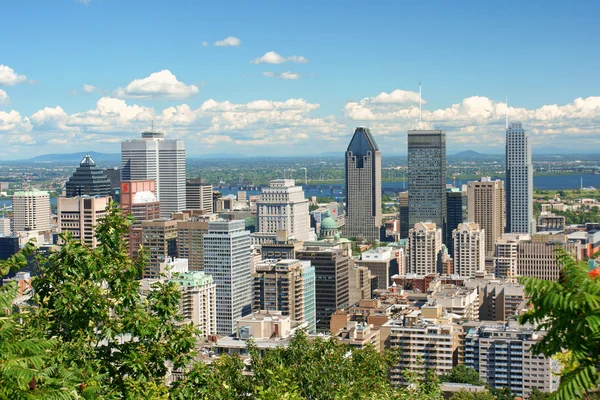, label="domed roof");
[320,216,339,230]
